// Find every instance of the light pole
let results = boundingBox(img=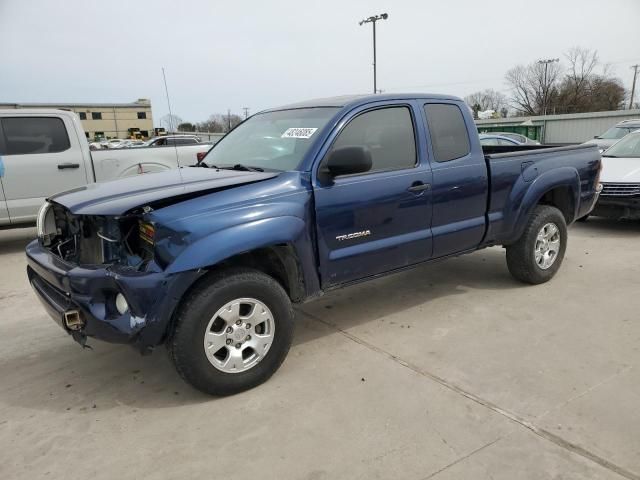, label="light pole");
[537,58,559,116]
[629,64,639,109]
[359,13,388,94]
